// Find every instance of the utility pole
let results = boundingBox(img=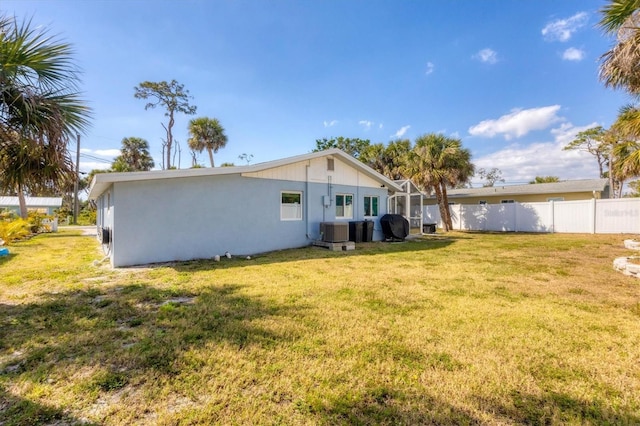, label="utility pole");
[73,134,80,224]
